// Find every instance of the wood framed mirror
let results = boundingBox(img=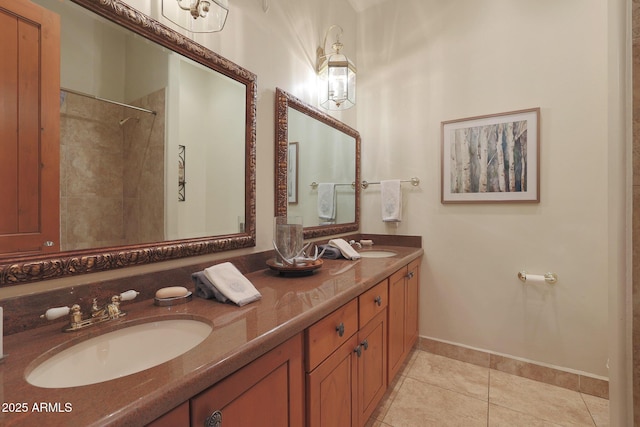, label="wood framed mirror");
[0,0,256,286]
[275,88,360,239]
